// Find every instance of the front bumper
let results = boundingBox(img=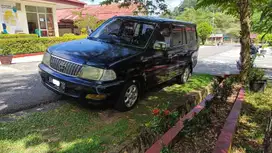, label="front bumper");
[39,63,124,100]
